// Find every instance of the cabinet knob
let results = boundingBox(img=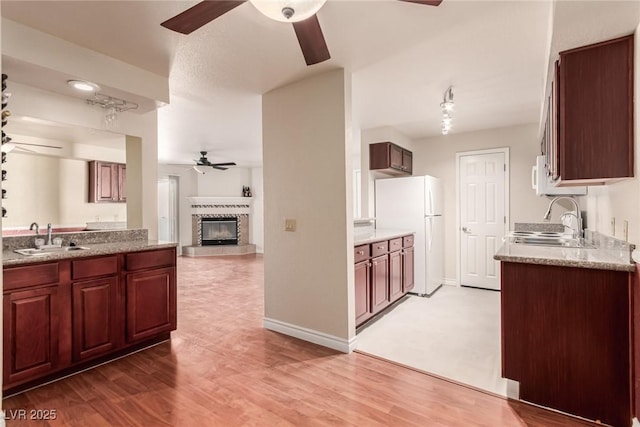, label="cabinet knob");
[357,250,364,255]
[378,245,384,250]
